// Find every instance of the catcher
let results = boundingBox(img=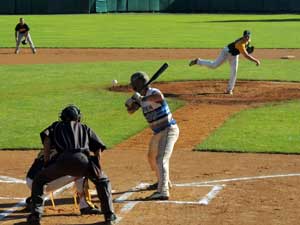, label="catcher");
[14,17,36,54]
[125,72,179,200]
[26,105,117,225]
[25,148,102,215]
[189,30,260,95]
